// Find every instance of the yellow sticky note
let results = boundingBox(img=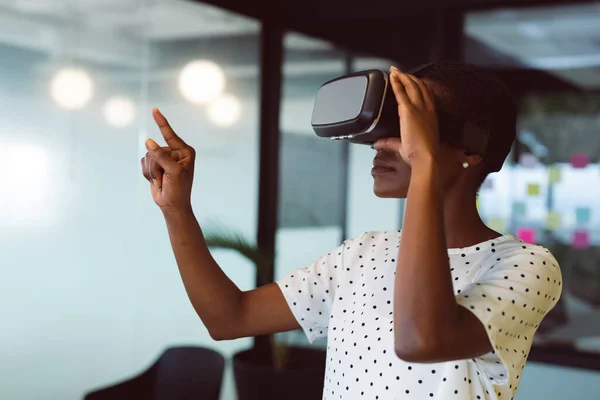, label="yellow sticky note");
[545,211,561,229]
[487,218,506,232]
[548,166,562,184]
[476,197,481,211]
[527,183,540,196]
